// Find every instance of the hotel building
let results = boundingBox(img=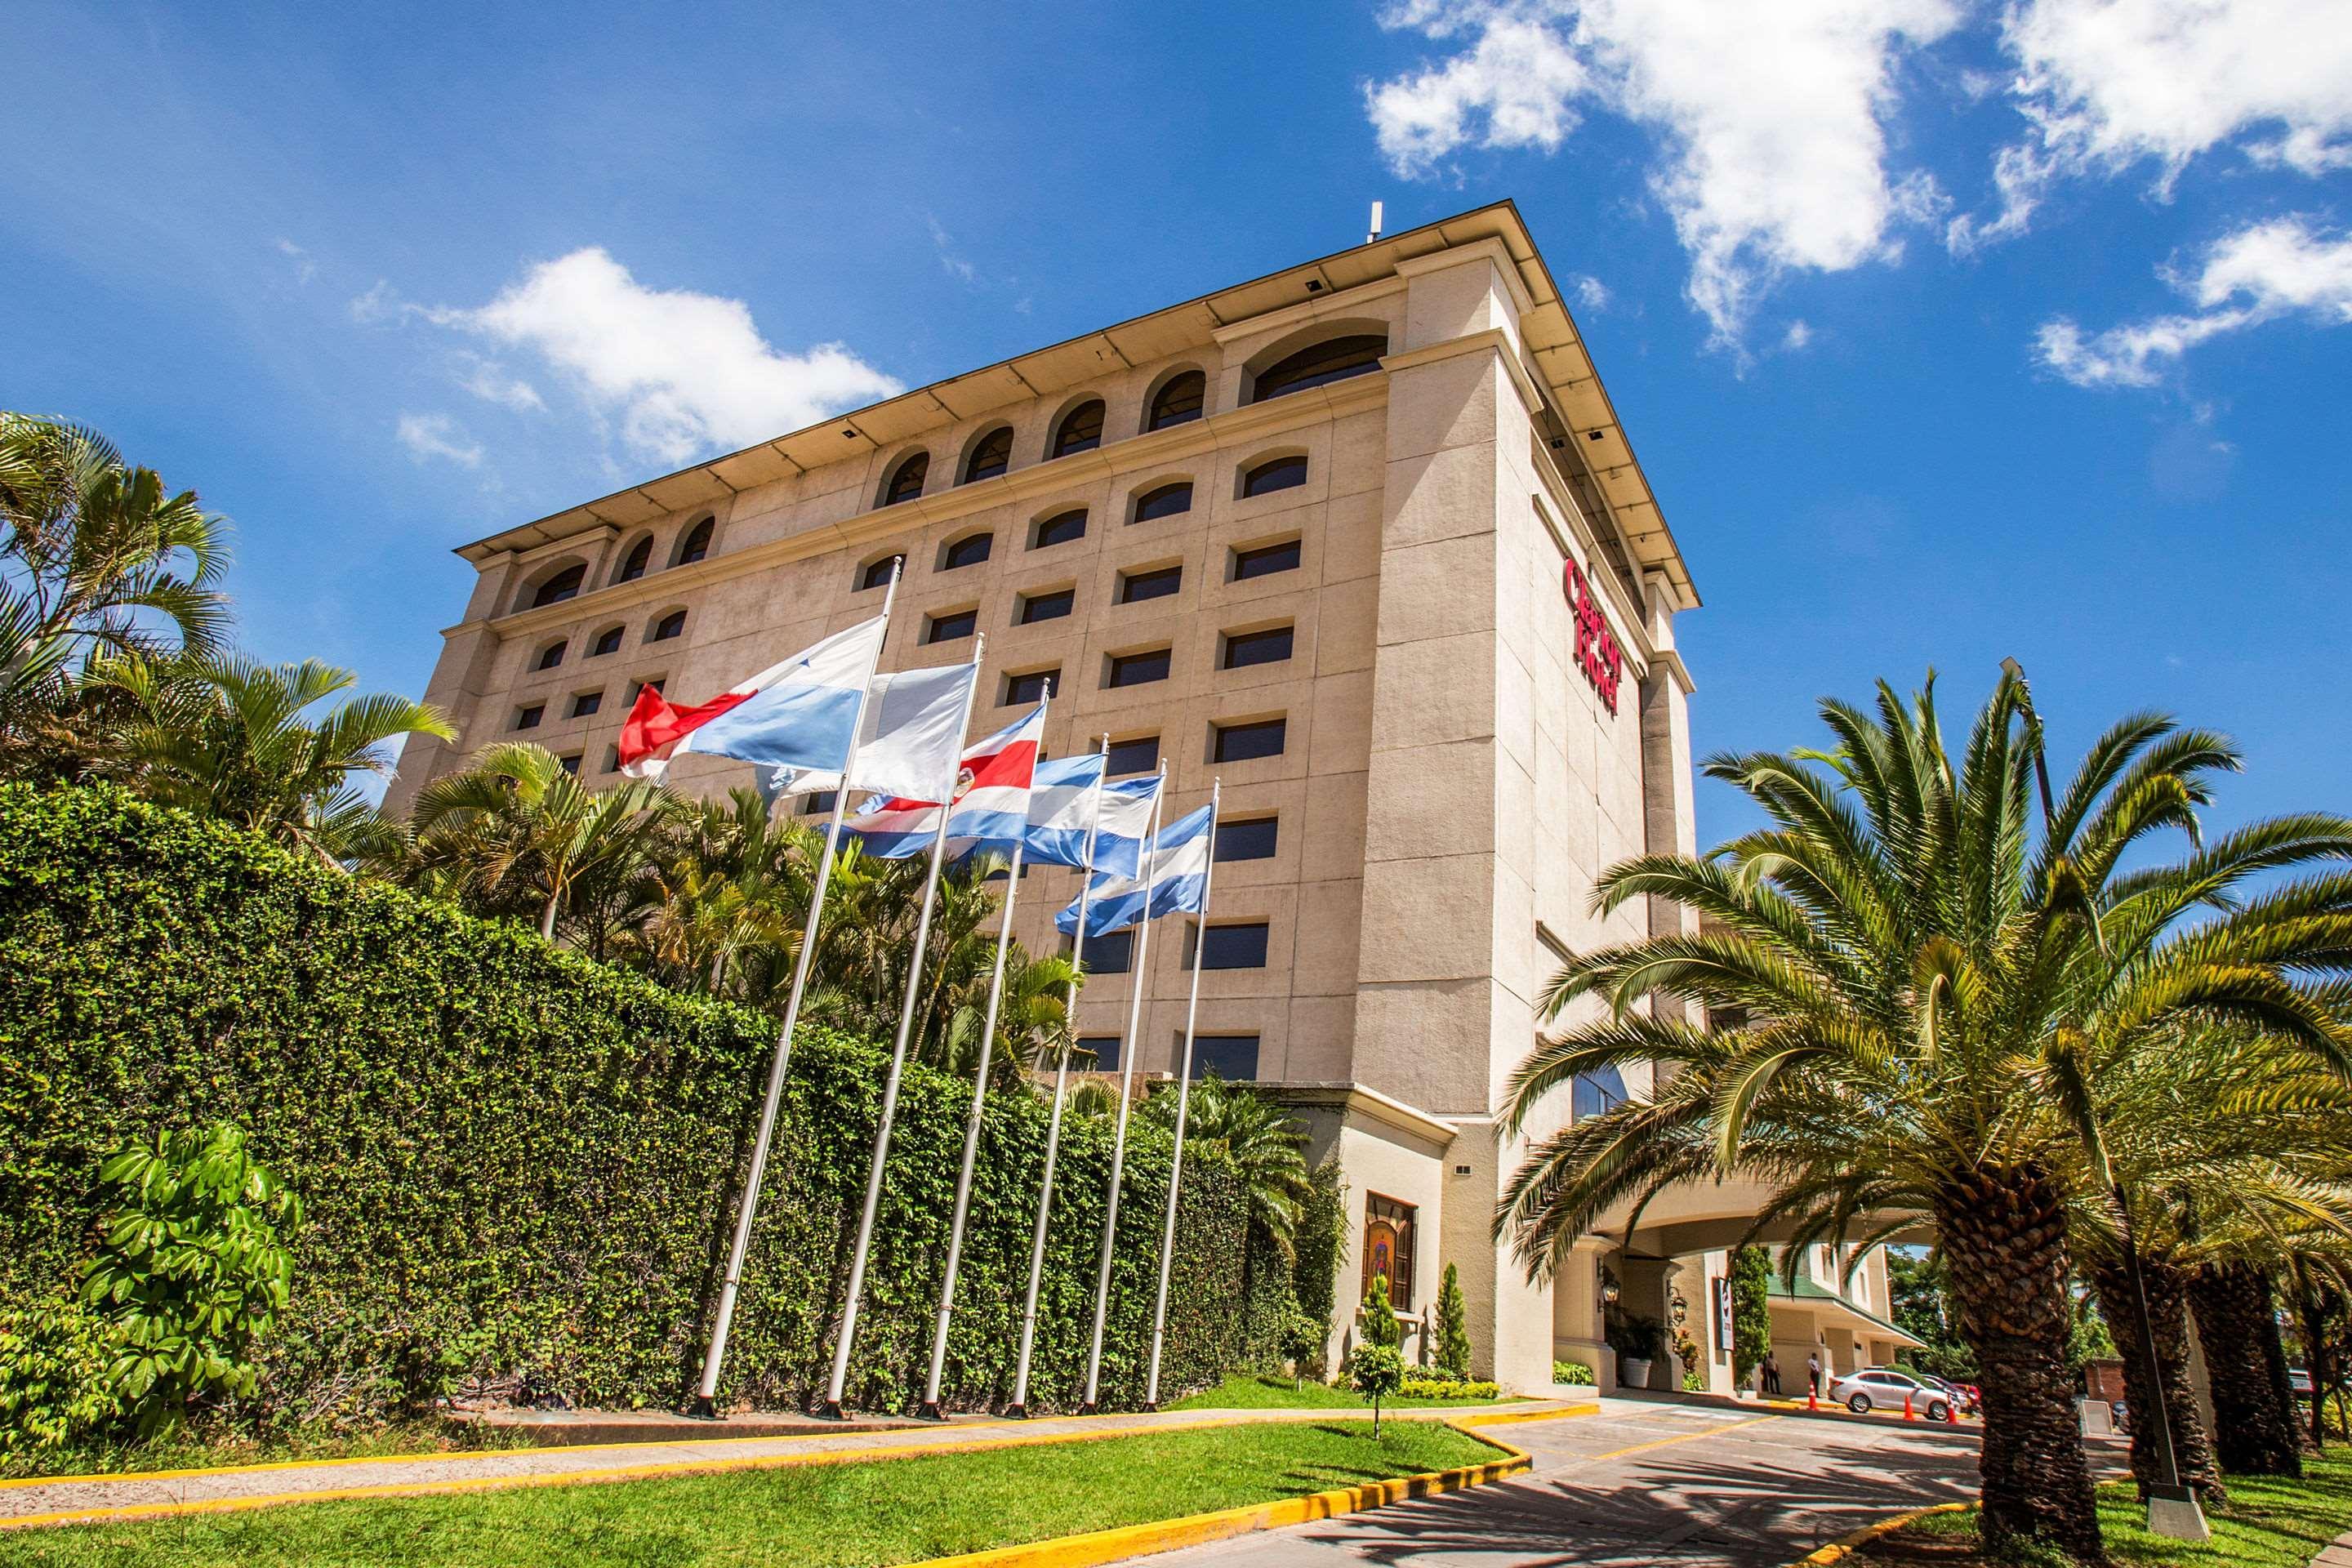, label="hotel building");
[388,203,1900,1396]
